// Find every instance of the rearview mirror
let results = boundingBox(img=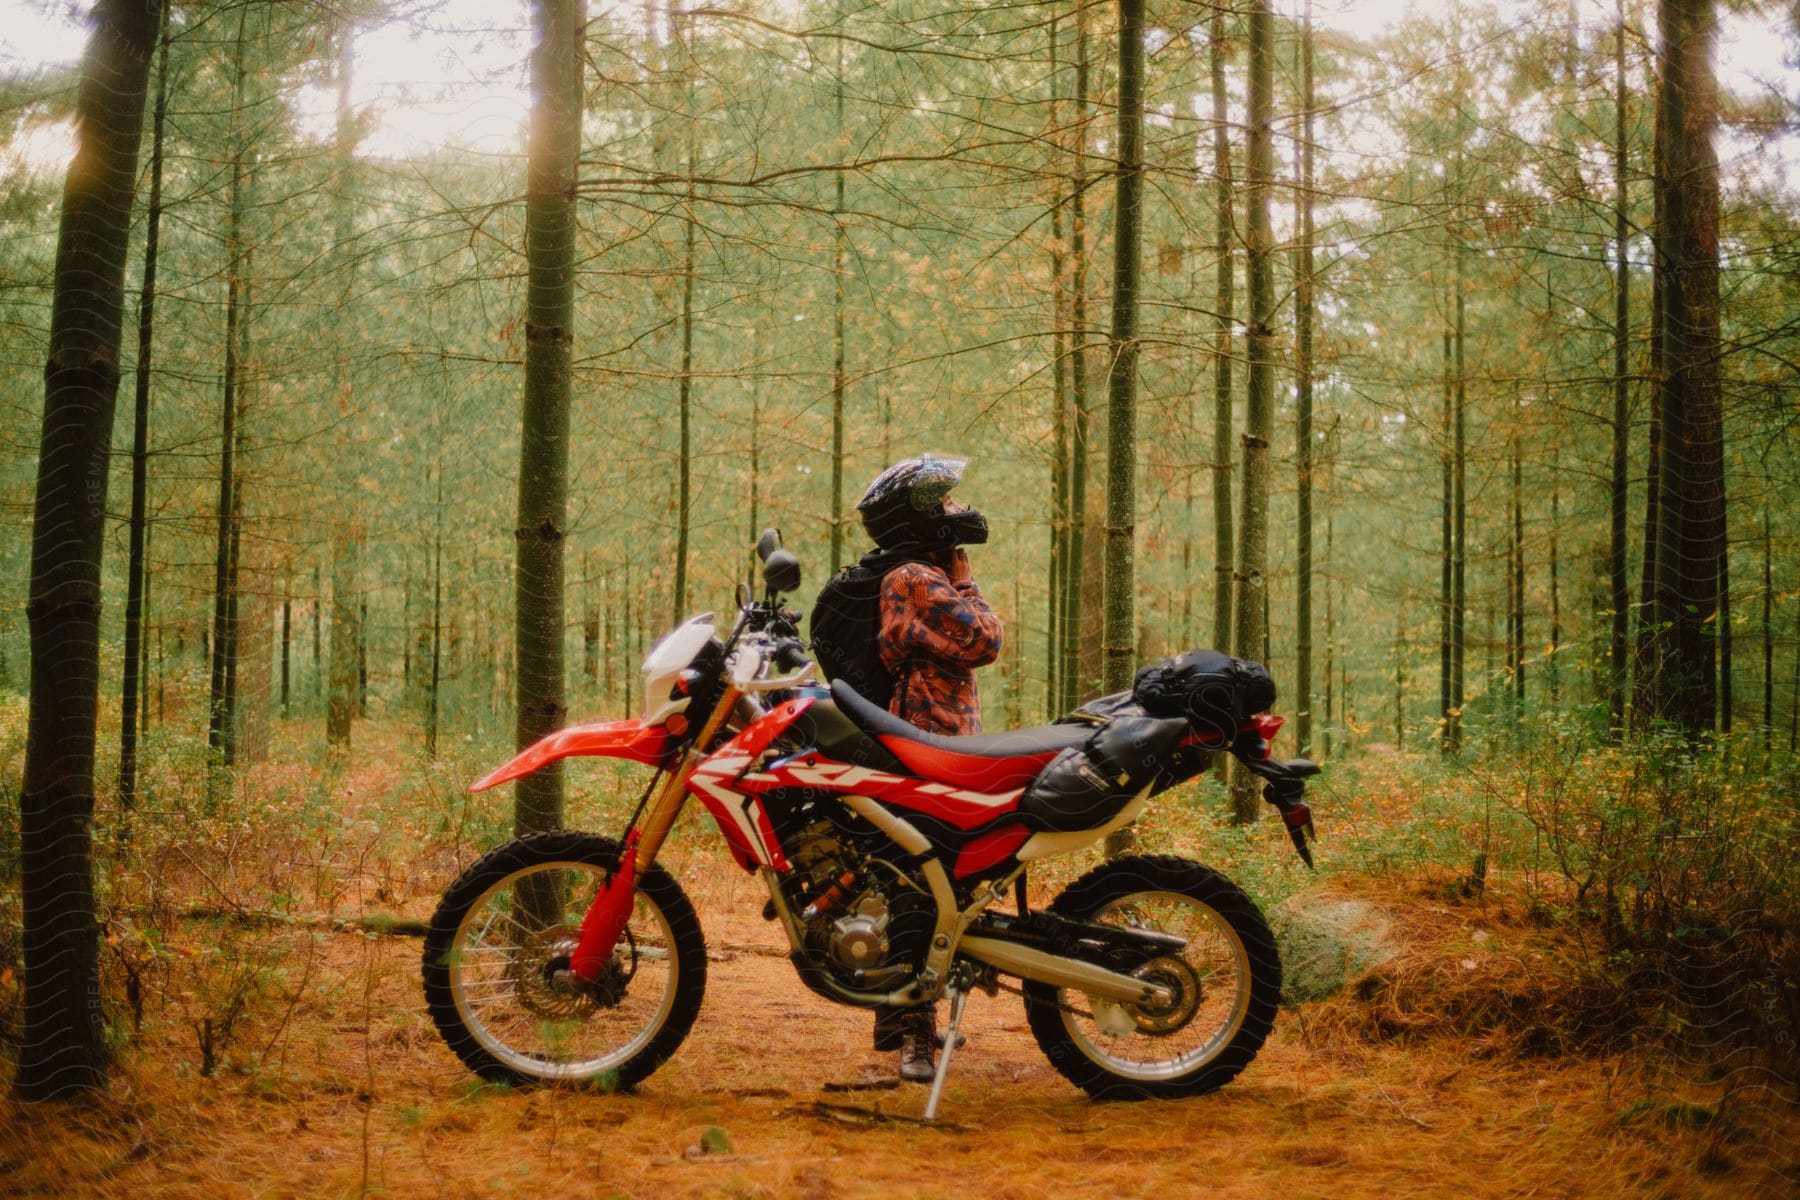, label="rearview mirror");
[755,527,783,563]
[762,548,801,596]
